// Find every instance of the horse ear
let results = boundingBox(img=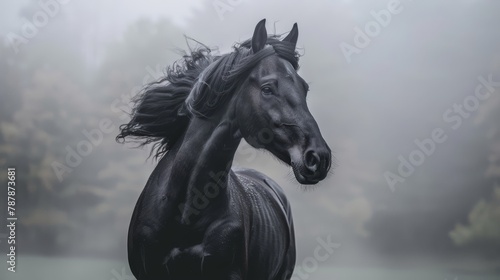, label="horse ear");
[282,23,298,49]
[251,19,267,53]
